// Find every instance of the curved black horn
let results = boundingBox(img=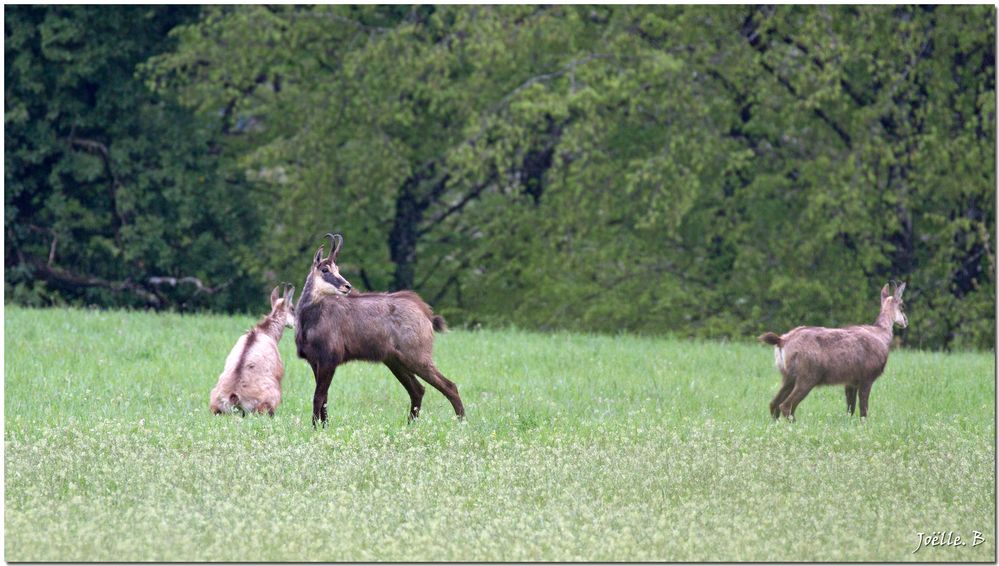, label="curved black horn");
[326,232,344,260]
